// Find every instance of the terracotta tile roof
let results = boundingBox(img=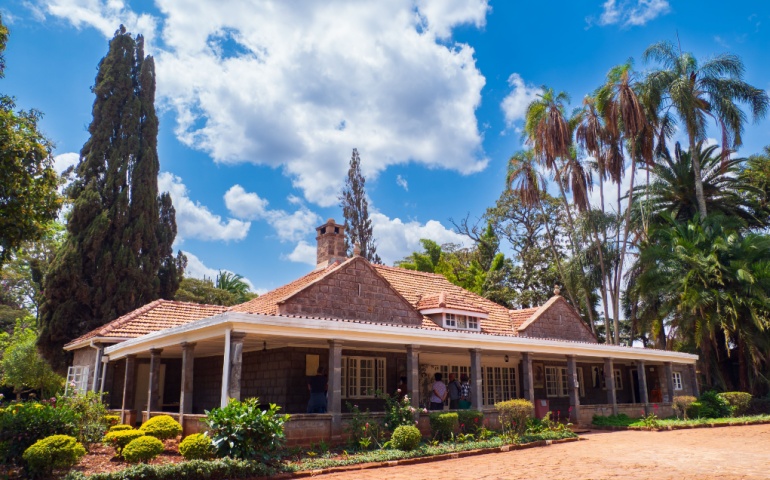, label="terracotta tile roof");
[65,300,228,348]
[509,307,540,330]
[372,265,519,335]
[229,261,343,315]
[416,291,489,314]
